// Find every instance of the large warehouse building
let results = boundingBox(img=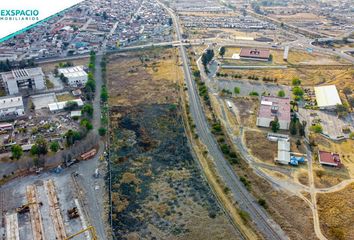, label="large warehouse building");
[0,68,45,95]
[256,96,291,130]
[314,85,342,109]
[58,66,88,87]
